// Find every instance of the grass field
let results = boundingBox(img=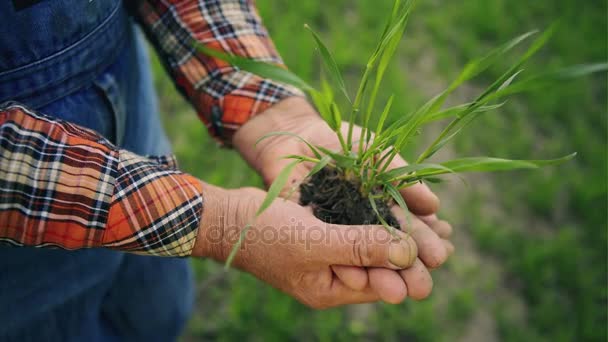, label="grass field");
[150,1,607,340]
